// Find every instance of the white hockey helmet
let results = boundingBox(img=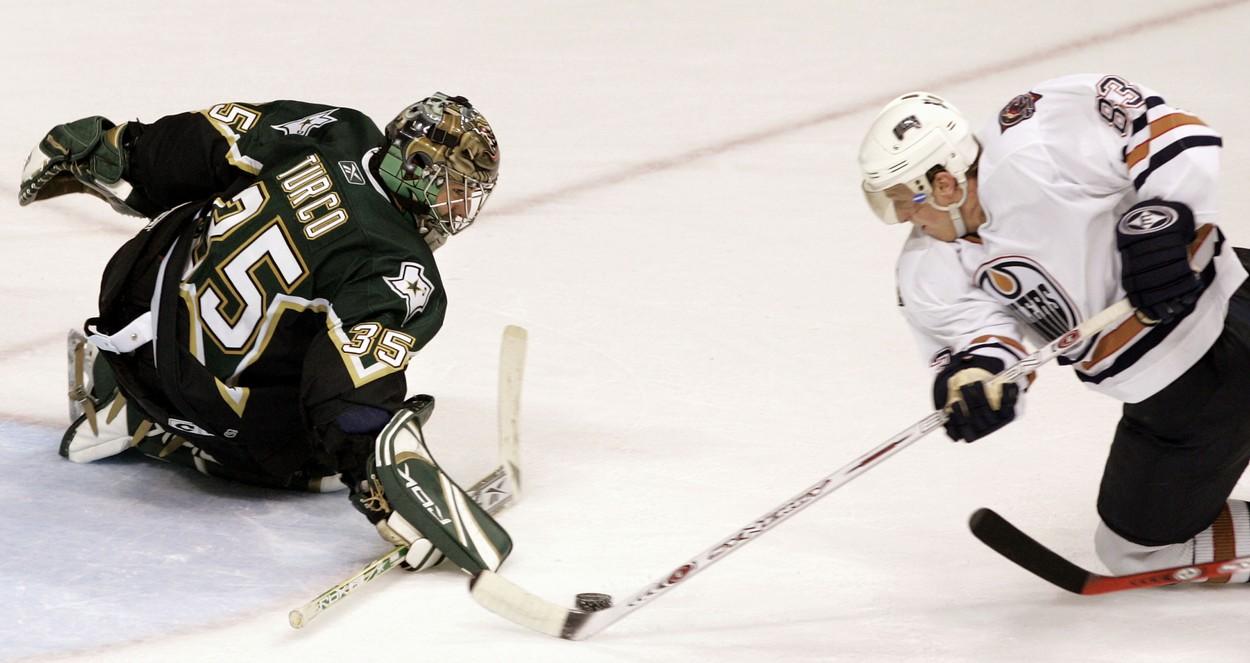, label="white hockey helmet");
[858,92,979,226]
